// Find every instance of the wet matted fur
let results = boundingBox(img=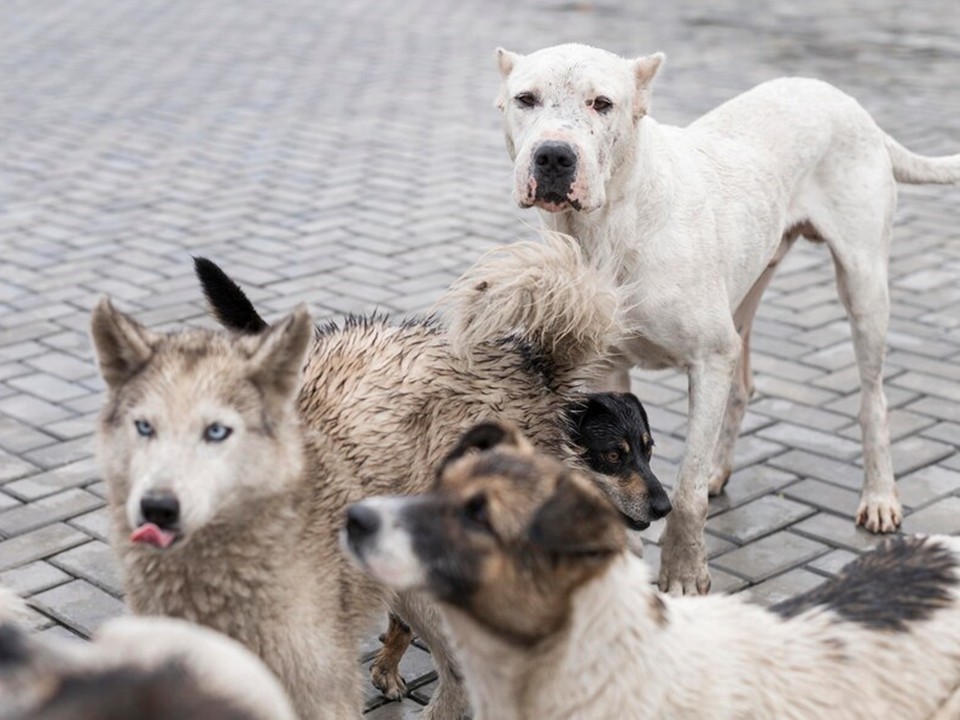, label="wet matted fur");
[91,252,664,720]
[0,592,295,720]
[345,423,960,720]
[485,42,960,595]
